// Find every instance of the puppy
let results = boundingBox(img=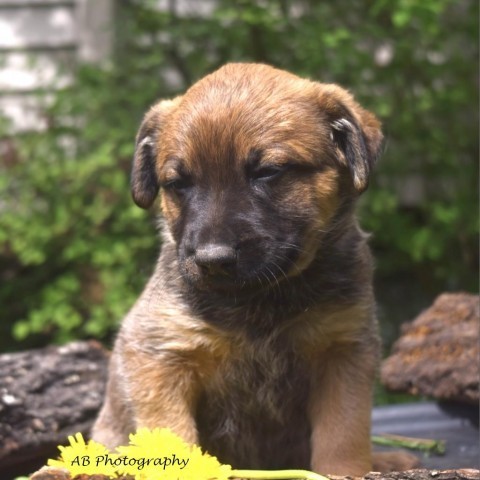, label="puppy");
[92,63,387,475]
